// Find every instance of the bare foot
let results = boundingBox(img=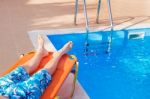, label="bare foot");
[53,41,73,57]
[37,35,48,57]
[43,41,73,75]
